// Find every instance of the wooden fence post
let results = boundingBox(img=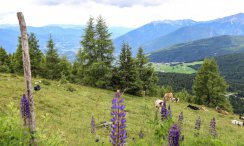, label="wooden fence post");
[17,12,37,145]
